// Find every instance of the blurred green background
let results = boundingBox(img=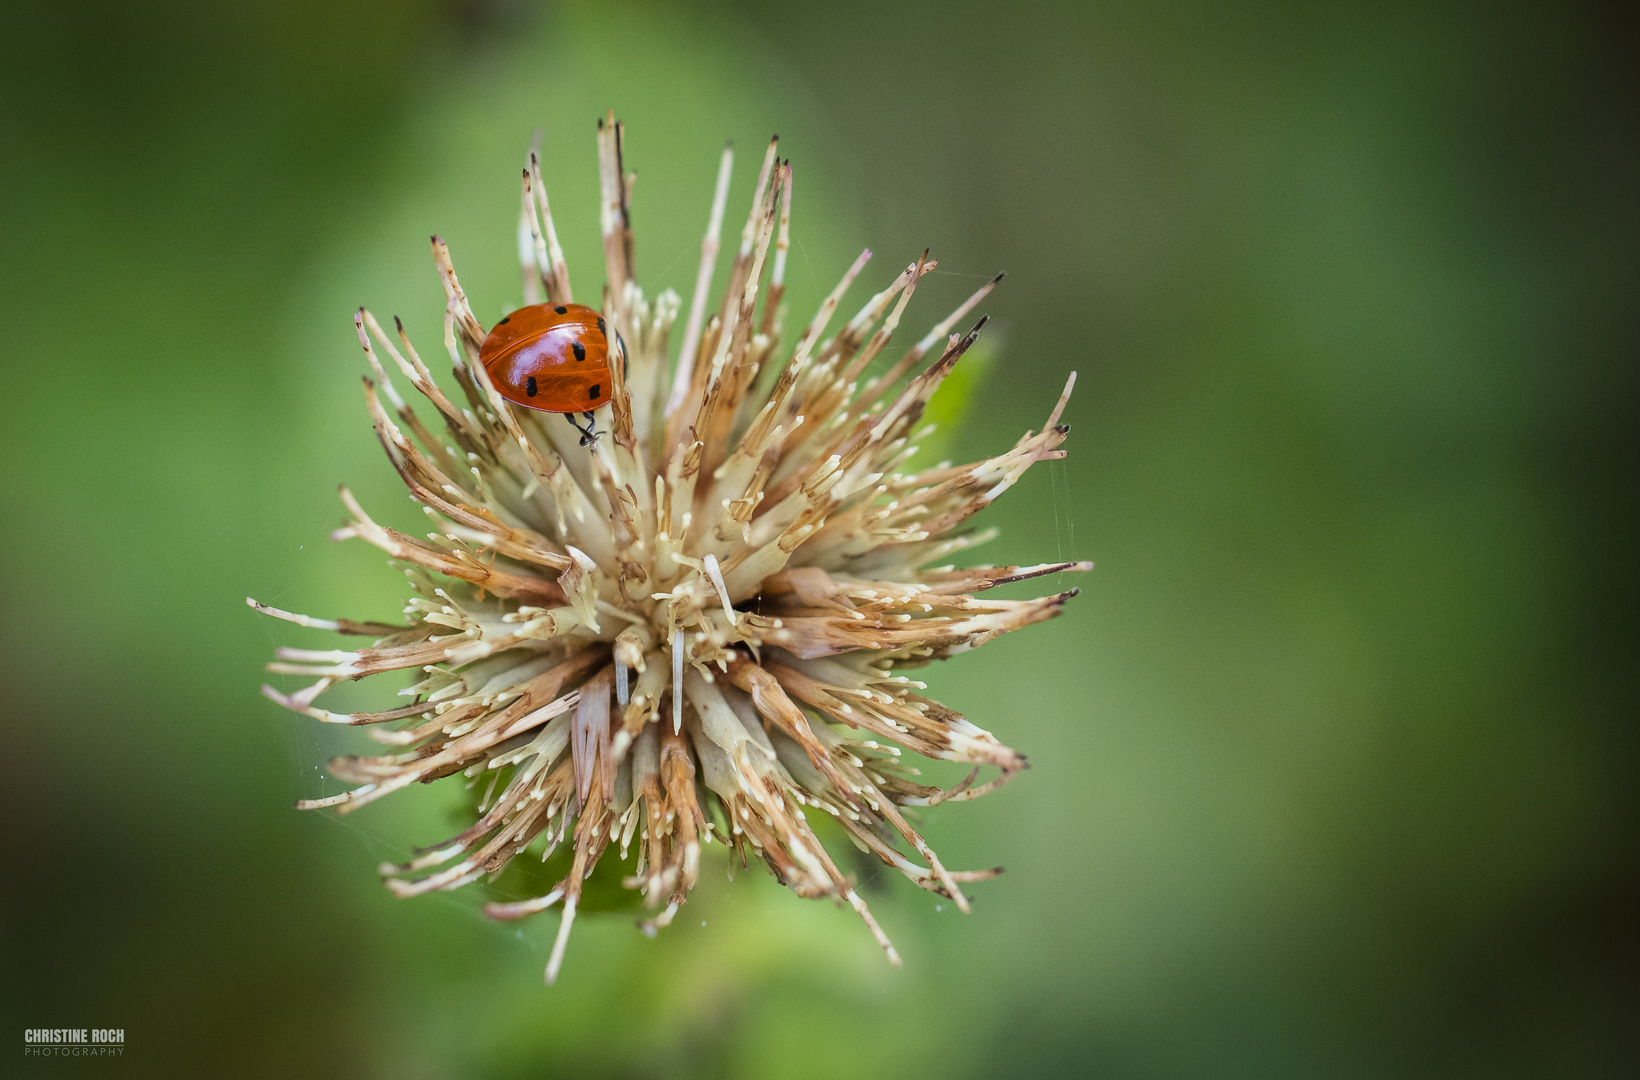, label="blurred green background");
[2,0,1635,1076]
